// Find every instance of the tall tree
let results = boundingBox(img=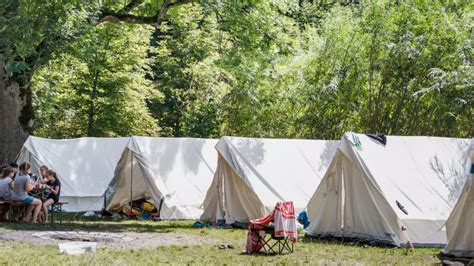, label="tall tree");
[0,0,194,163]
[33,23,160,138]
[0,1,92,163]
